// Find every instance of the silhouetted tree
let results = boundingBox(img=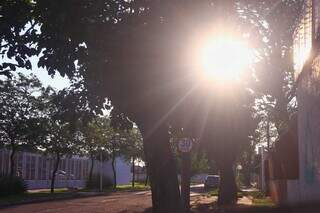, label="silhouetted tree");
[0,74,43,176]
